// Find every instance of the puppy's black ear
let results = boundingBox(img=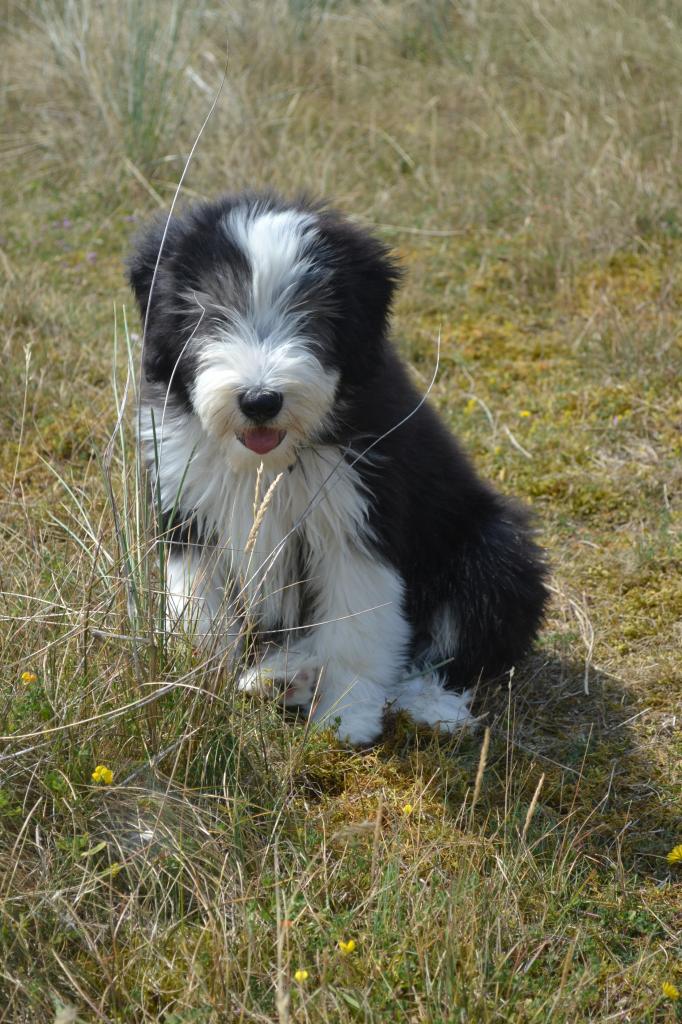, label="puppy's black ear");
[127,216,179,321]
[348,232,402,336]
[317,214,403,342]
